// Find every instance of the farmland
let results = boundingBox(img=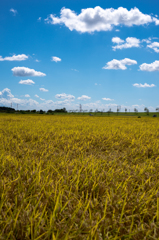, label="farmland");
[0,114,159,239]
